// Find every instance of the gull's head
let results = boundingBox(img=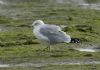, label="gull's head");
[32,20,44,27]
